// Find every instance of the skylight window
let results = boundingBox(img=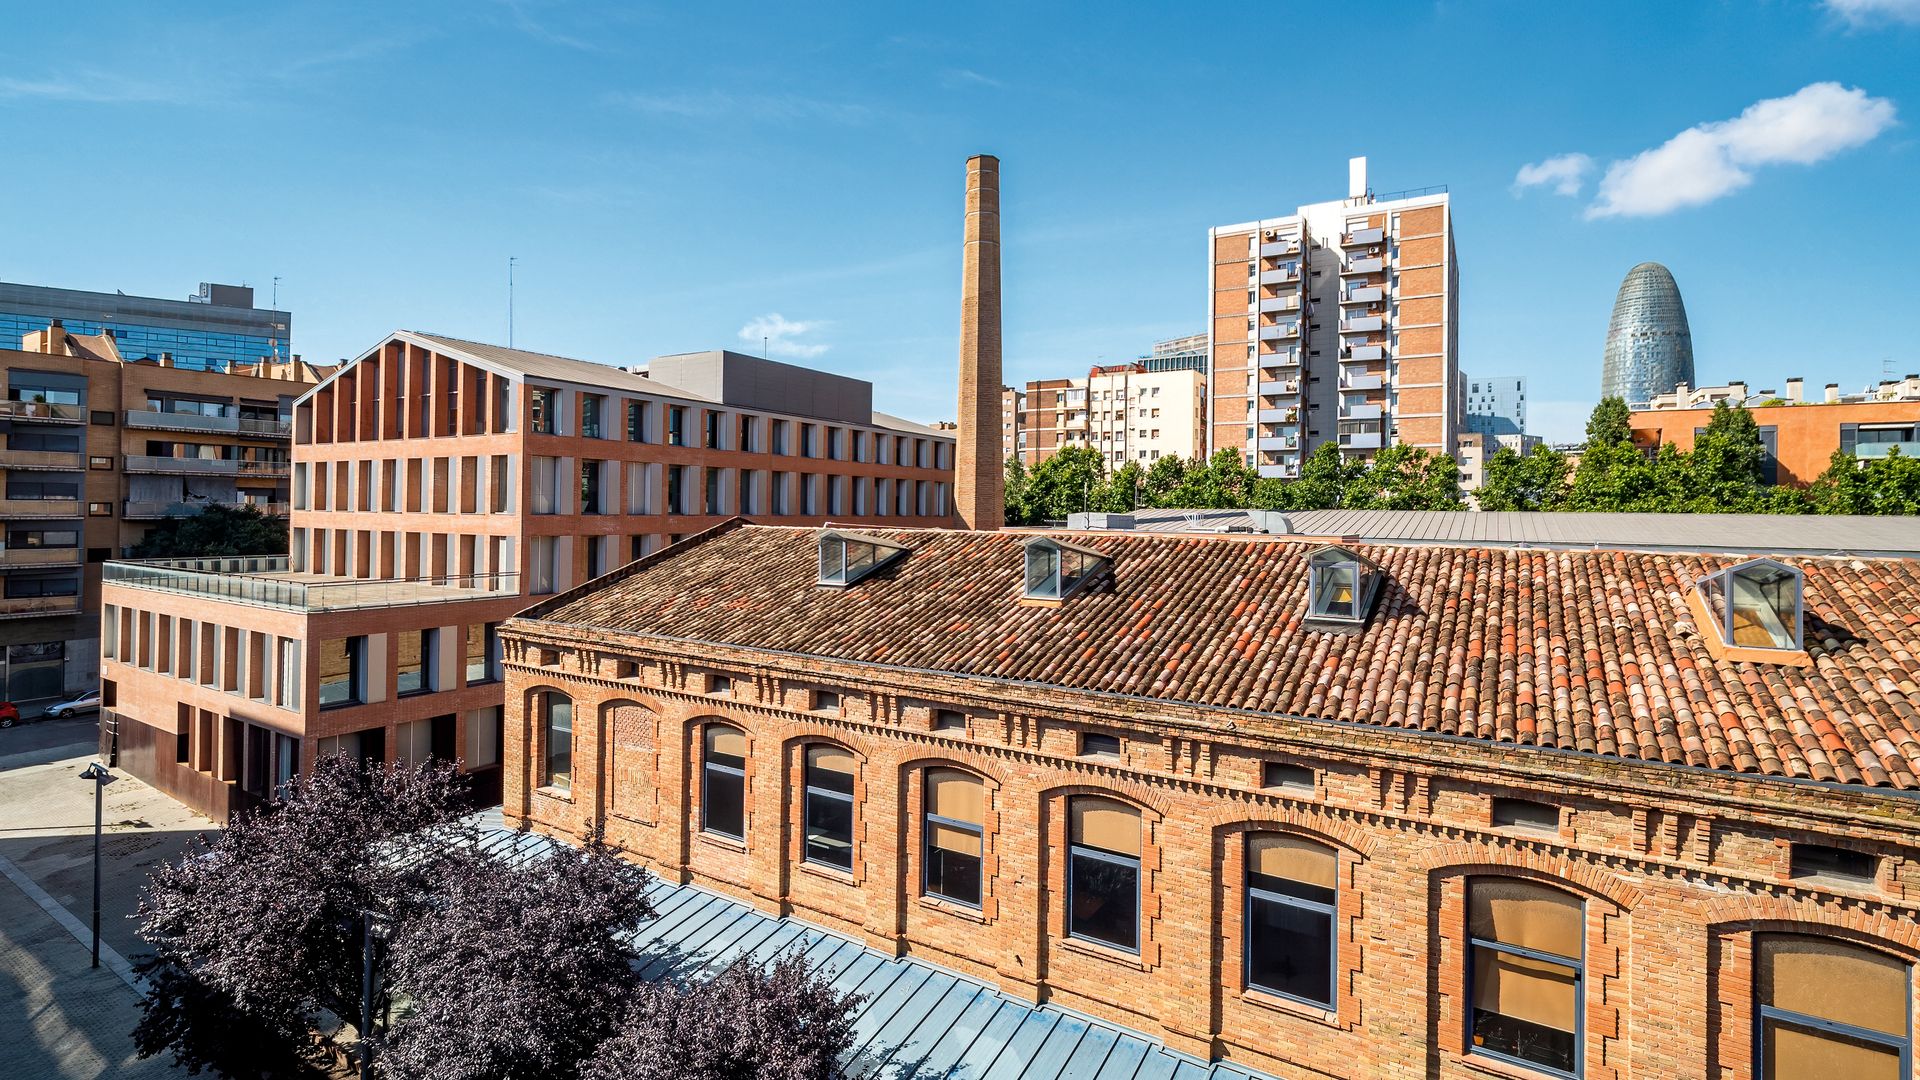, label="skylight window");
[1021,537,1110,602]
[816,530,909,587]
[1695,558,1803,652]
[1306,545,1381,624]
